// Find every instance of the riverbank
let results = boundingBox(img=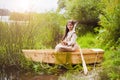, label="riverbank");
[0,64,103,80]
